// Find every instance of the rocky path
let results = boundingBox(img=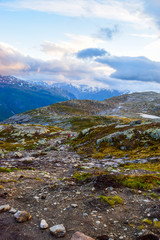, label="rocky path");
[0,134,160,240]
